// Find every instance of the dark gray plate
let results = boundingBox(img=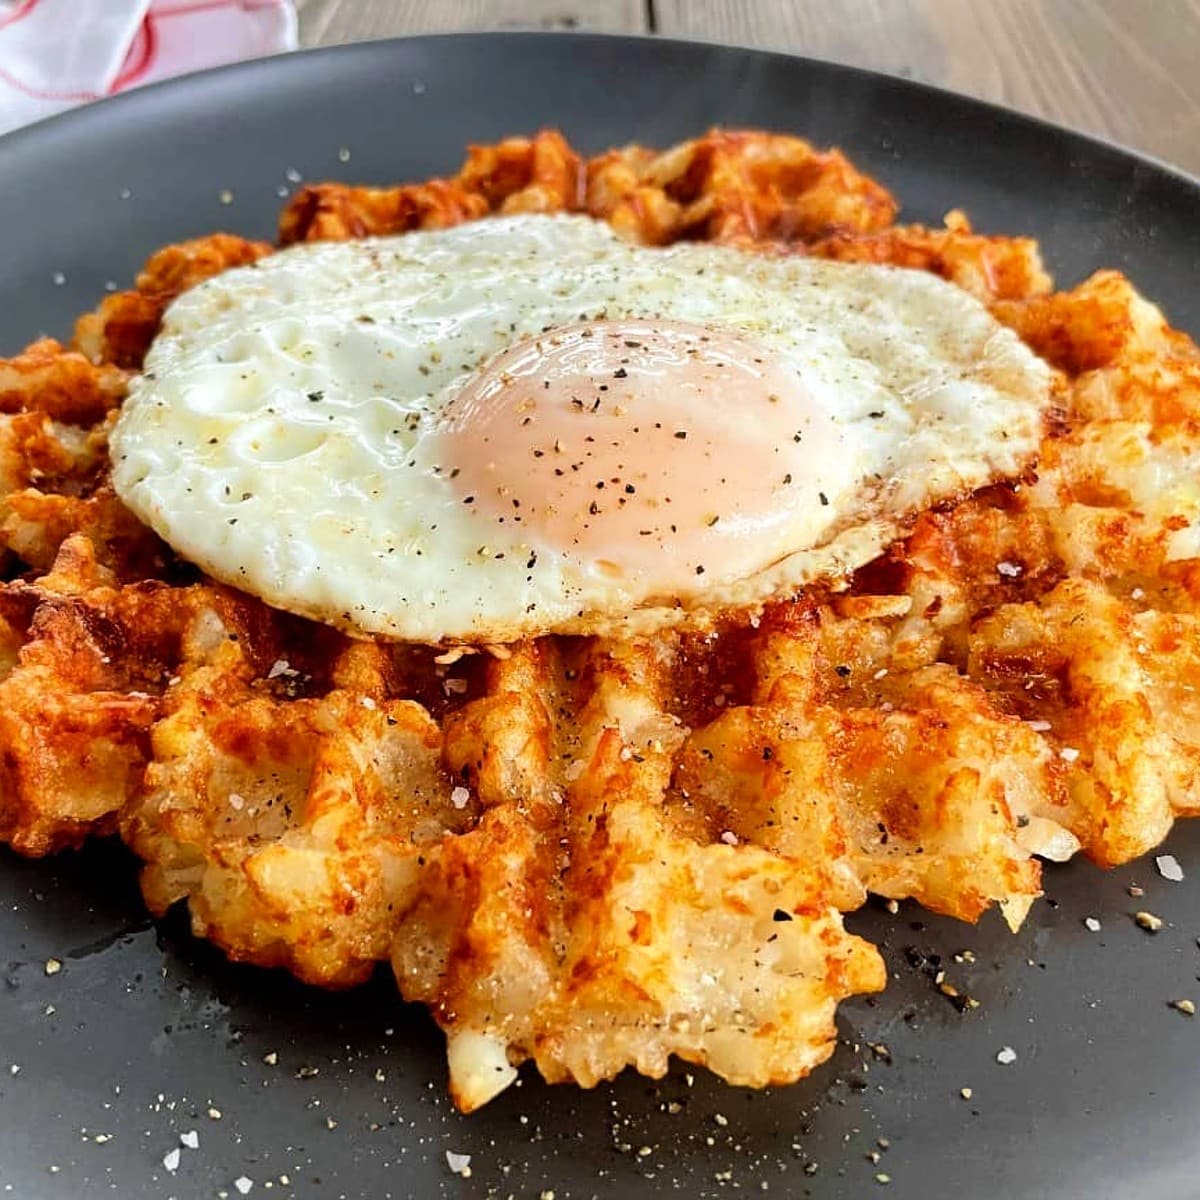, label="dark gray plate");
[1,32,1199,1200]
